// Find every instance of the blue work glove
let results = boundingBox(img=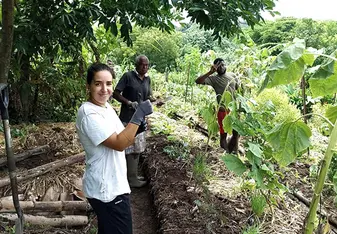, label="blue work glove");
[136,121,148,135]
[130,100,153,126]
